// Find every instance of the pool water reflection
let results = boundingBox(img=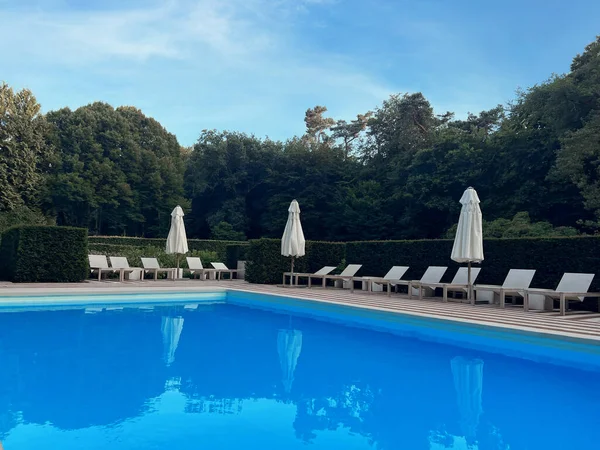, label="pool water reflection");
[0,303,597,449]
